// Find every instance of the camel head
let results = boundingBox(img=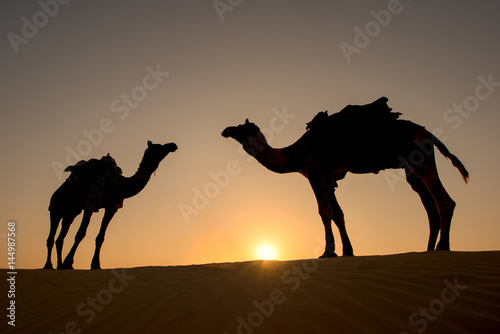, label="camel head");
[221,119,261,144]
[306,110,329,130]
[141,141,178,172]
